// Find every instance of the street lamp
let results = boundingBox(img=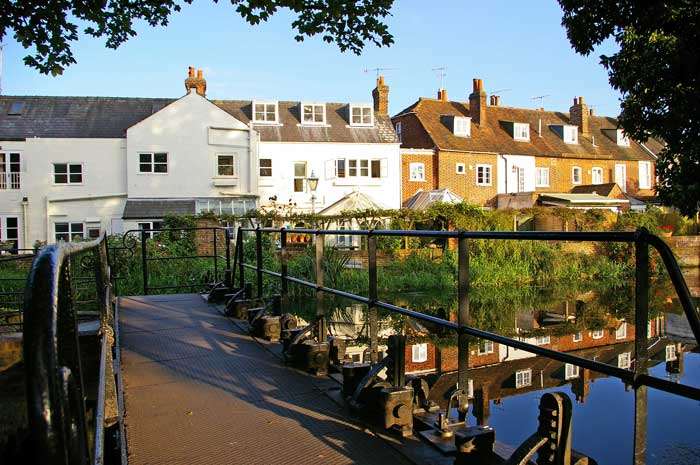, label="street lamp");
[307,170,319,213]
